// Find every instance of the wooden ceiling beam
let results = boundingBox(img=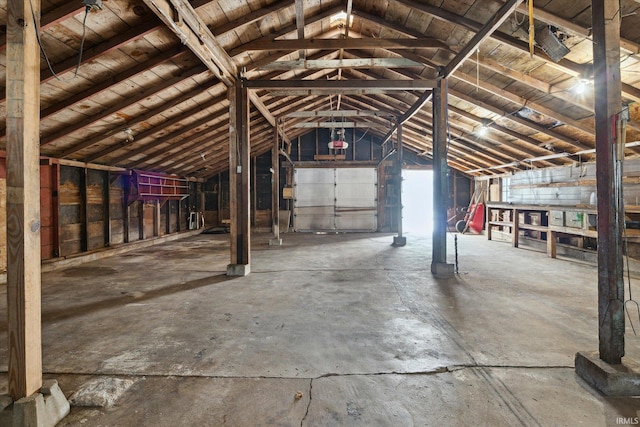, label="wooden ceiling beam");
[367,48,596,140]
[133,110,266,171]
[53,79,222,158]
[0,19,161,101]
[342,71,552,155]
[133,121,232,170]
[451,89,590,150]
[37,48,189,124]
[38,65,208,147]
[443,0,524,77]
[0,2,83,51]
[349,14,608,128]
[343,93,557,167]
[284,110,394,118]
[228,5,344,58]
[295,0,306,59]
[292,122,387,129]
[340,78,552,165]
[258,57,425,70]
[391,0,640,103]
[100,104,229,166]
[145,0,289,145]
[143,0,236,86]
[176,122,274,175]
[211,0,294,37]
[244,79,436,90]
[83,95,228,163]
[233,37,448,53]
[512,2,640,55]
